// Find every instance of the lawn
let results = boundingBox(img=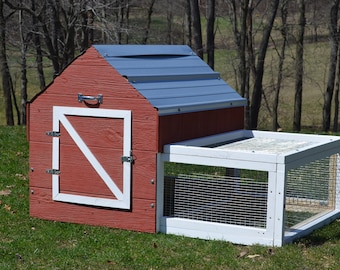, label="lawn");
[1,126,340,269]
